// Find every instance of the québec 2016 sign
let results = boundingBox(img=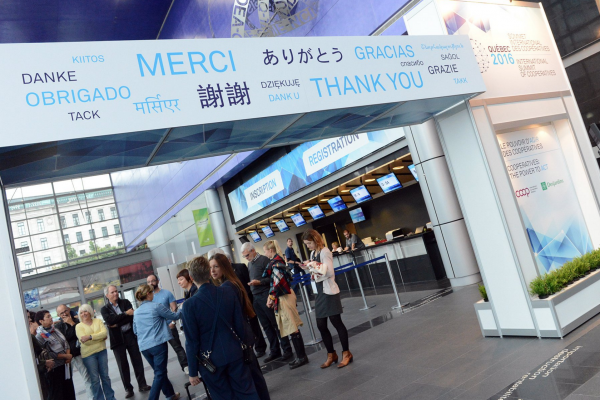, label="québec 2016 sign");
[0,35,484,147]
